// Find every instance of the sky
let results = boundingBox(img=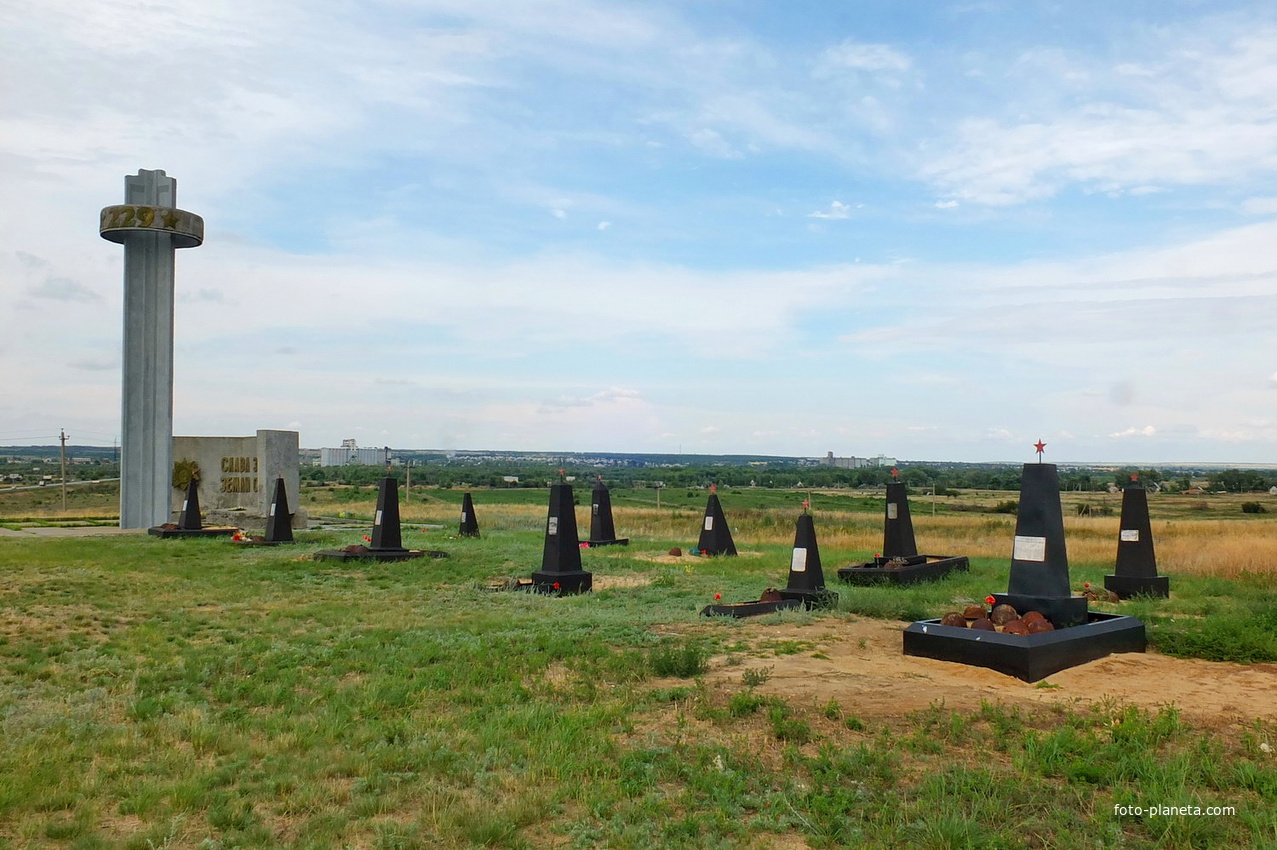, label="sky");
[3,0,1277,464]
